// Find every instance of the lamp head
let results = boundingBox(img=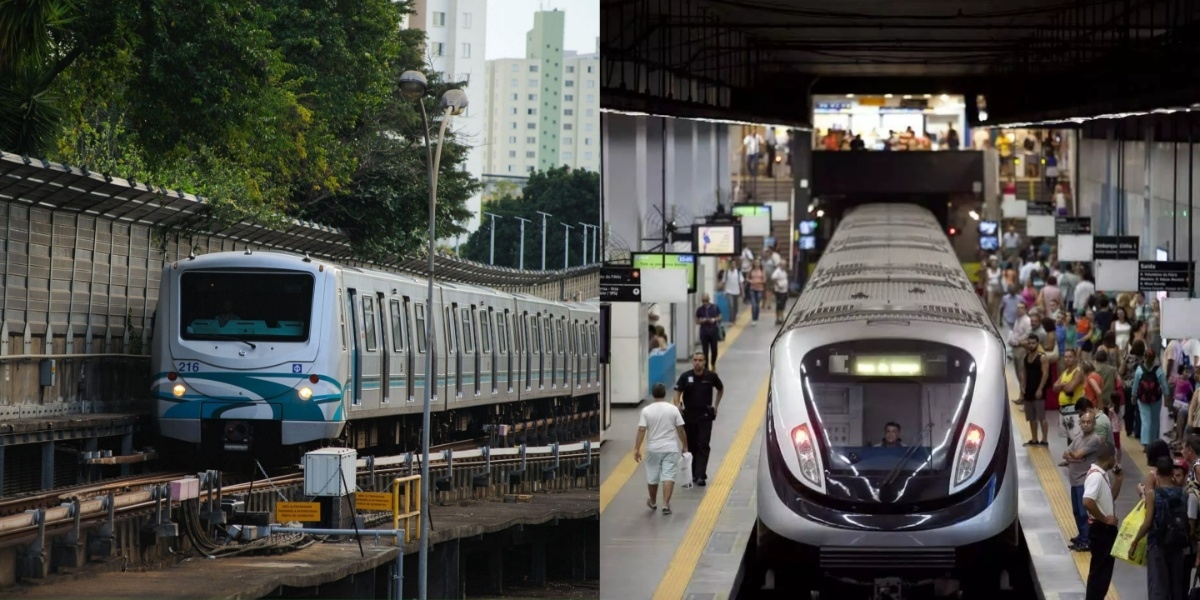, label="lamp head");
[440,89,469,115]
[399,70,428,101]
